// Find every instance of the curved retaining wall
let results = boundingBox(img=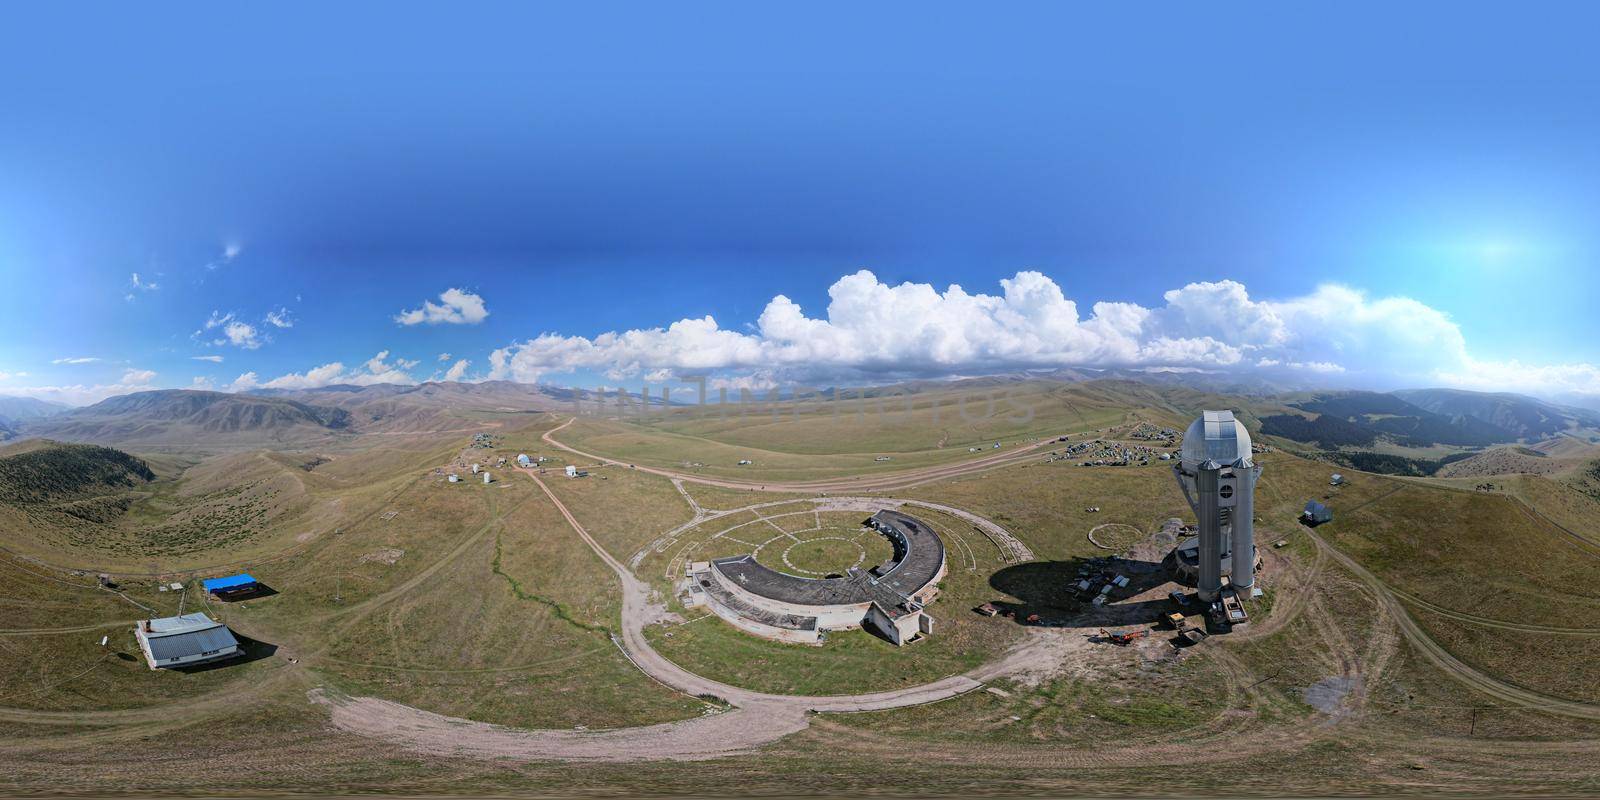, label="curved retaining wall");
[710,563,873,630]
[699,591,822,645]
